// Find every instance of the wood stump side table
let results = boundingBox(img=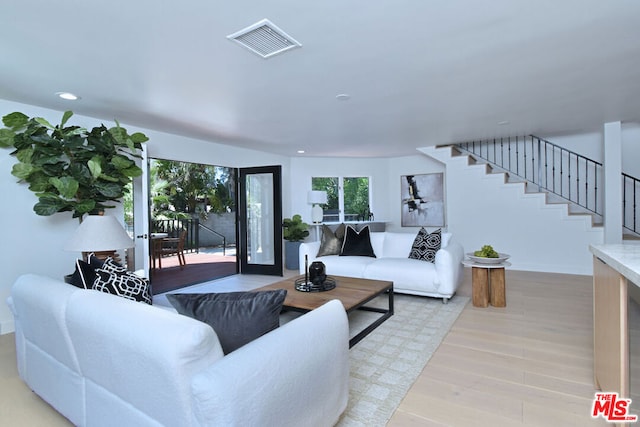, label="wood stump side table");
[462,260,511,307]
